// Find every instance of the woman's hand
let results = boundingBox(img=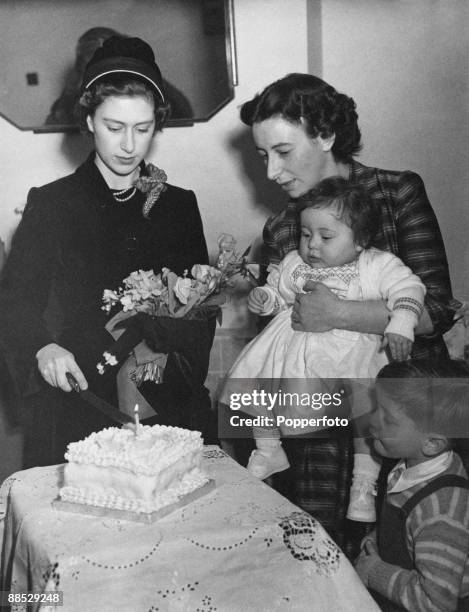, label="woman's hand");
[294,286,393,335]
[36,343,88,391]
[292,282,341,332]
[247,287,269,314]
[382,333,413,361]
